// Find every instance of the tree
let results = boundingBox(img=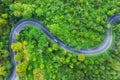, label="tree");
[0,66,6,76]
